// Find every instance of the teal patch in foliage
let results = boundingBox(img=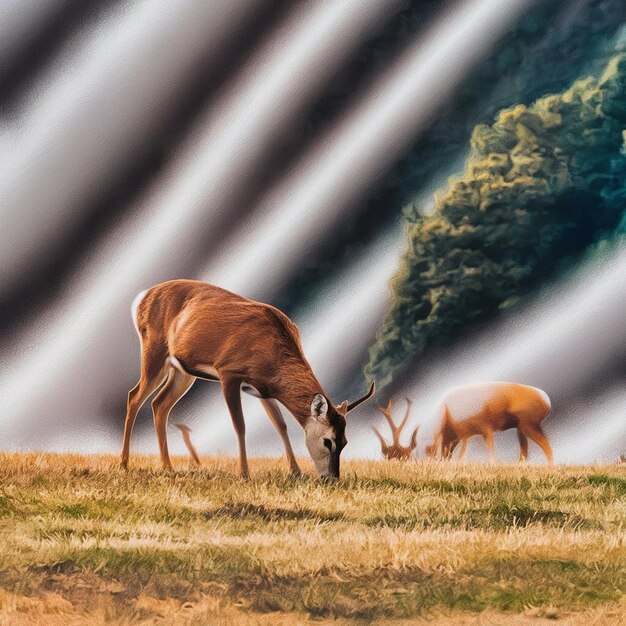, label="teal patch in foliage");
[367,55,626,387]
